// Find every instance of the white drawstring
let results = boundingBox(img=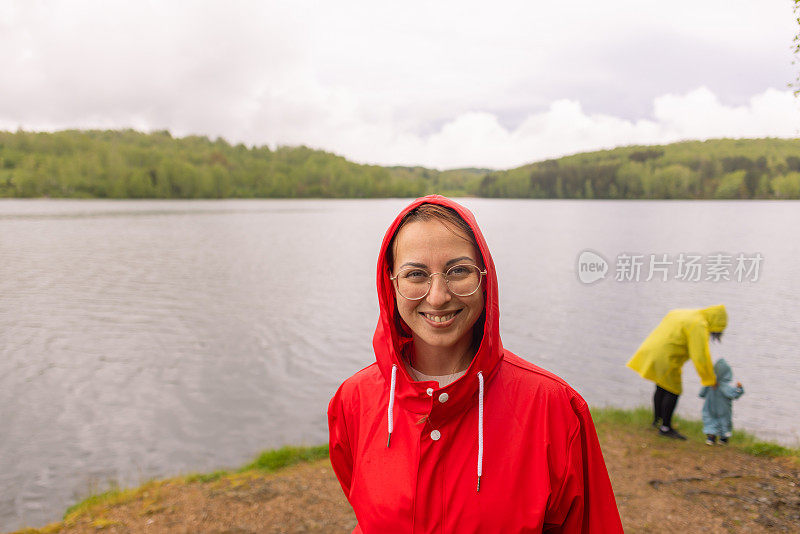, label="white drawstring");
[385,364,485,491]
[387,364,397,447]
[477,371,484,492]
